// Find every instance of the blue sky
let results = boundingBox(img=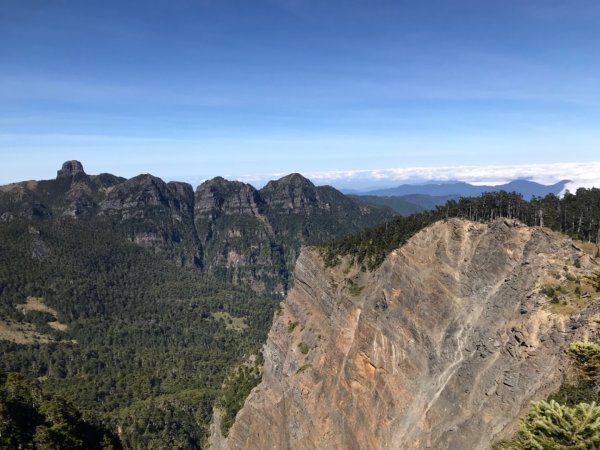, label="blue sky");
[1,0,599,188]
